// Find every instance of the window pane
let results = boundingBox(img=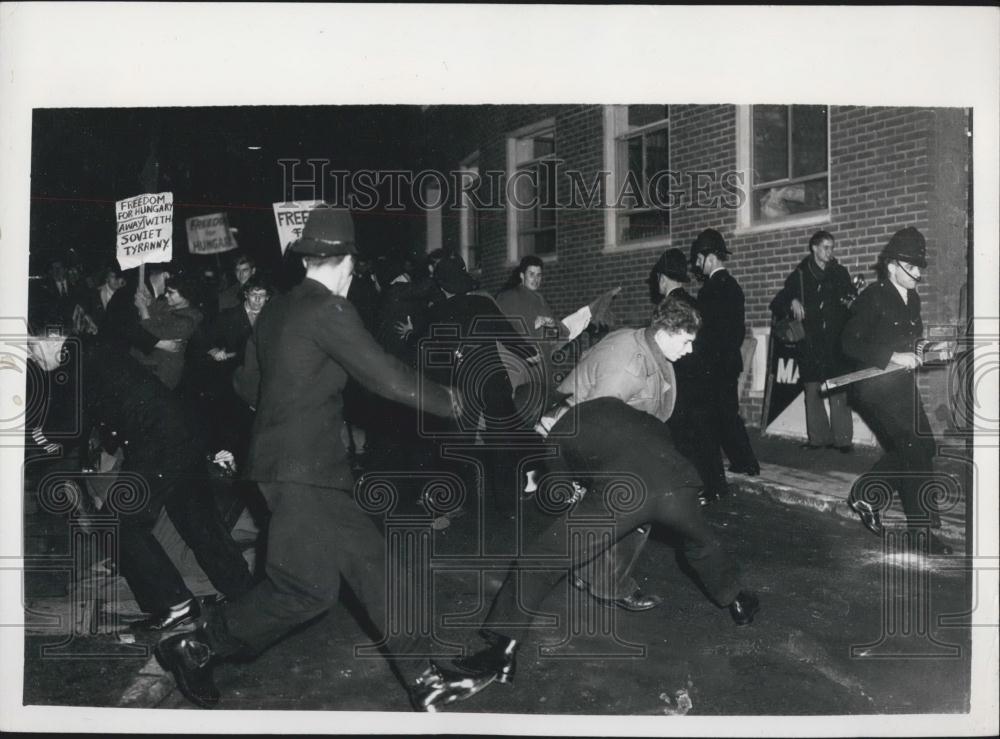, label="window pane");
[620,209,669,243]
[627,105,668,128]
[534,230,556,255]
[753,176,828,222]
[752,105,788,184]
[791,105,827,178]
[645,131,669,177]
[533,133,555,159]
